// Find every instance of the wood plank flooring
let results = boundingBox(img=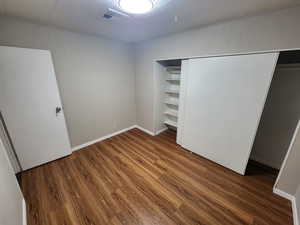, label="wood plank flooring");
[20,128,293,225]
